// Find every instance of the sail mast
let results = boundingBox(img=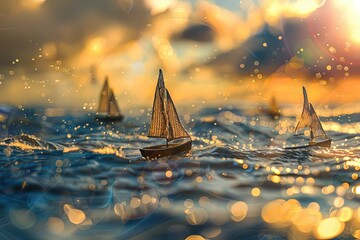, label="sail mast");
[159,70,170,145]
